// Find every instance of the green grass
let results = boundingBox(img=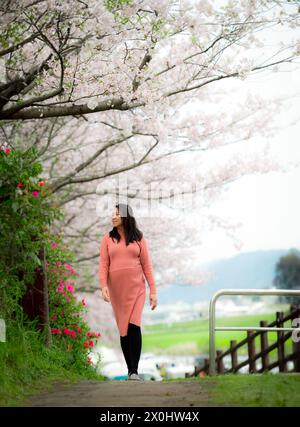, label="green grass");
[202,373,300,406]
[163,373,300,406]
[143,308,294,358]
[0,320,105,407]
